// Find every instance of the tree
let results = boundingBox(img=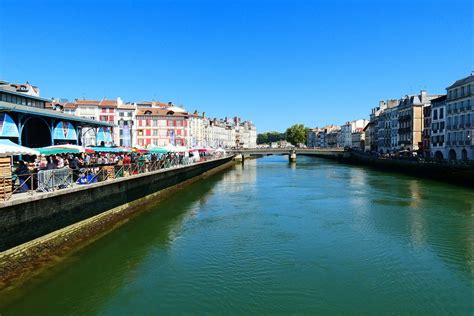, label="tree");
[256,131,286,144]
[257,133,268,144]
[285,124,307,146]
